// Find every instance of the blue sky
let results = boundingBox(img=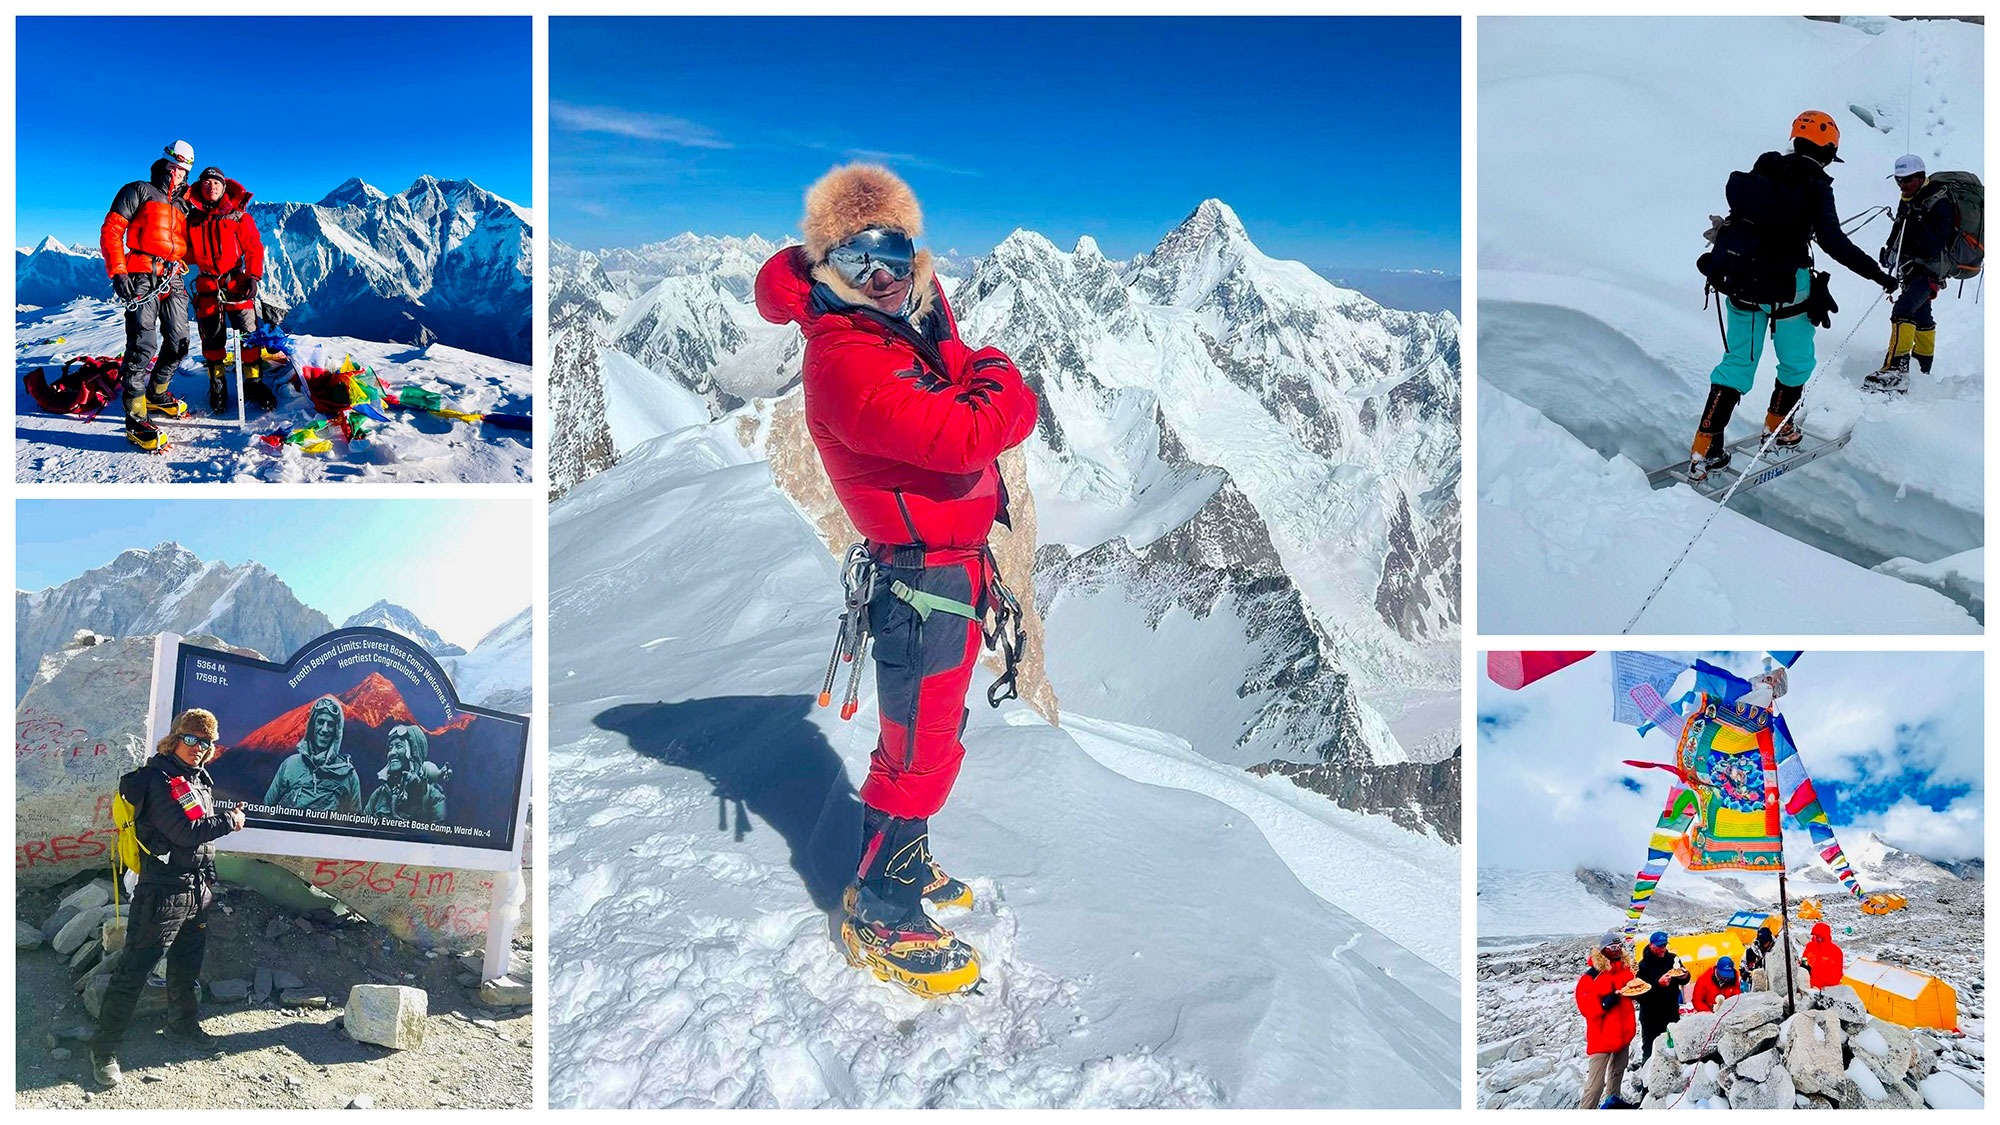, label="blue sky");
[1477,651,1984,870]
[17,499,530,650]
[551,17,1460,273]
[17,17,531,245]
